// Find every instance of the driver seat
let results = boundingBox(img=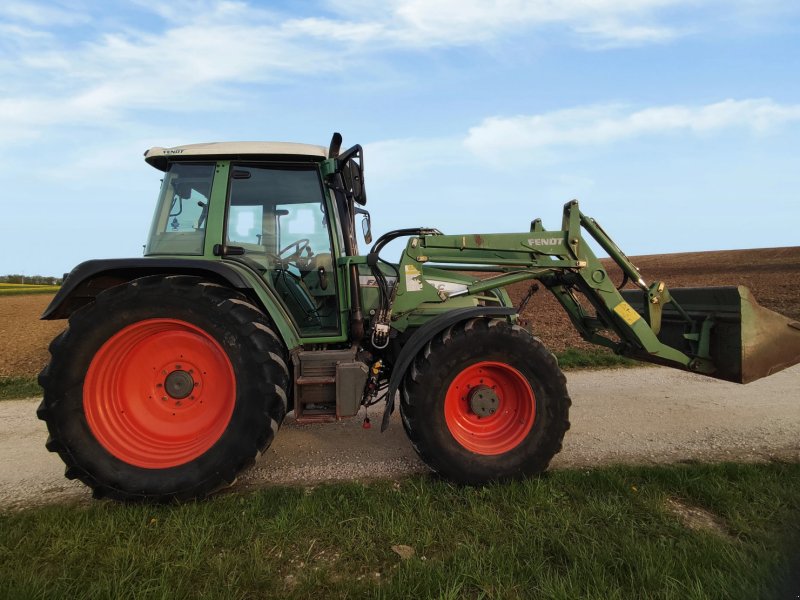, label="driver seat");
[272,269,322,328]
